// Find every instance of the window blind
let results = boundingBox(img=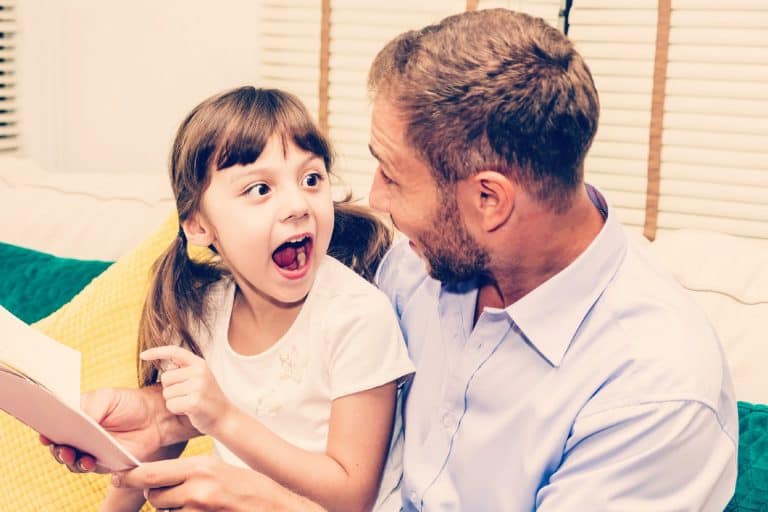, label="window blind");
[477,0,560,27]
[0,0,17,153]
[327,1,466,199]
[568,0,659,231]
[260,0,322,124]
[656,0,768,239]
